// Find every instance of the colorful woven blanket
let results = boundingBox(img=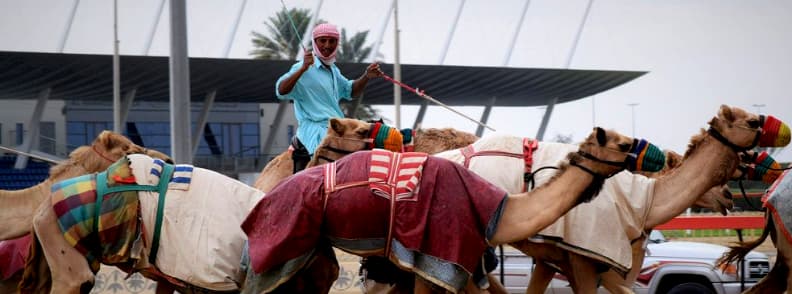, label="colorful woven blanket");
[242,150,508,293]
[51,157,140,271]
